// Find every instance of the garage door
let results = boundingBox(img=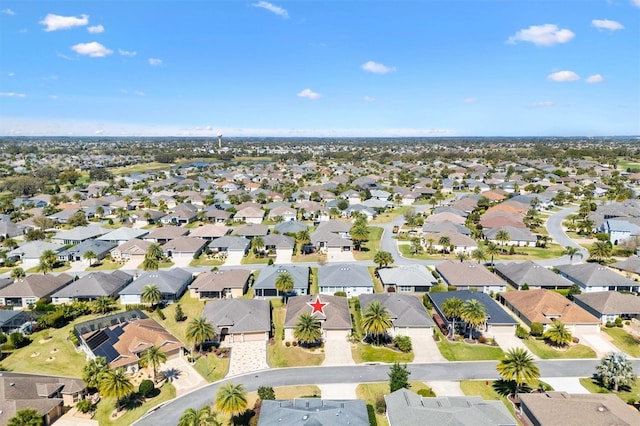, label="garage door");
[573,324,600,334]
[325,329,350,341]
